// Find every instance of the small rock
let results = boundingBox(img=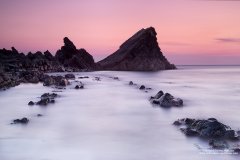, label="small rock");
[139,85,145,90]
[12,117,29,124]
[78,76,89,79]
[75,84,84,89]
[37,114,43,117]
[28,101,34,106]
[129,81,134,85]
[113,77,119,80]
